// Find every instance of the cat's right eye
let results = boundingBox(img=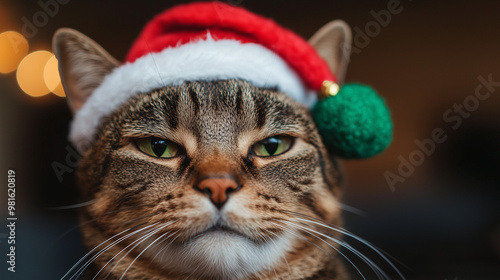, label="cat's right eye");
[251,136,294,157]
[136,137,180,158]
